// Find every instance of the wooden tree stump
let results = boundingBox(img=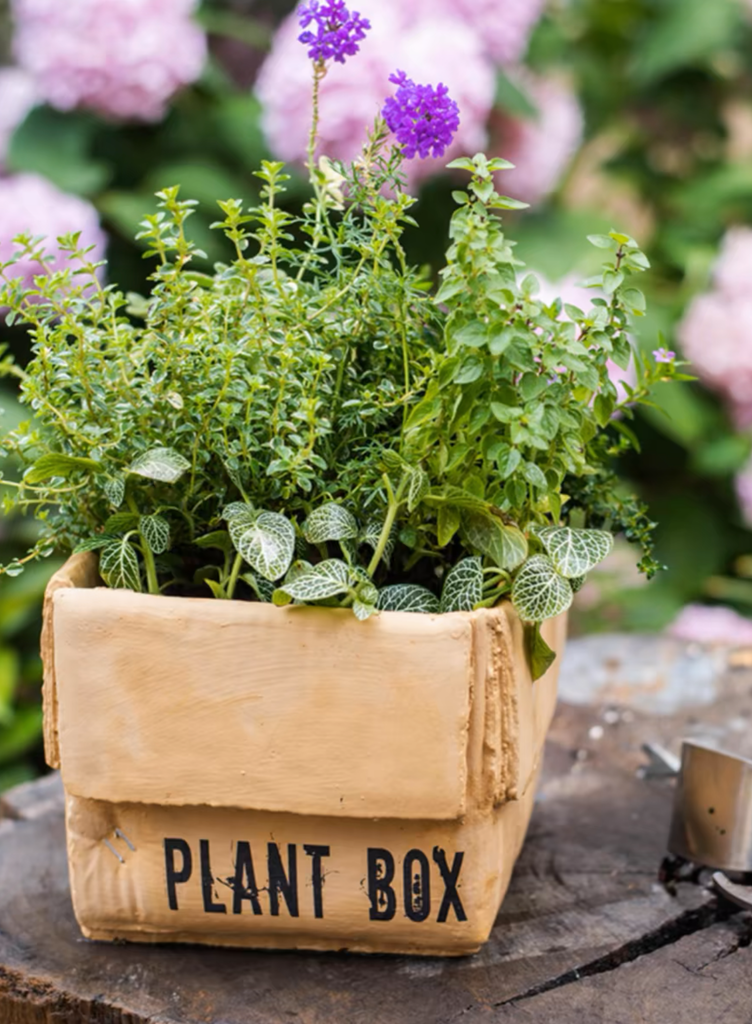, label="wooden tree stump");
[2,633,752,1023]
